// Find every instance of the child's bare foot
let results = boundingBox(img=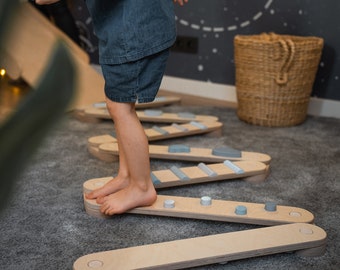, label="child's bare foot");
[85,176,129,202]
[100,180,157,215]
